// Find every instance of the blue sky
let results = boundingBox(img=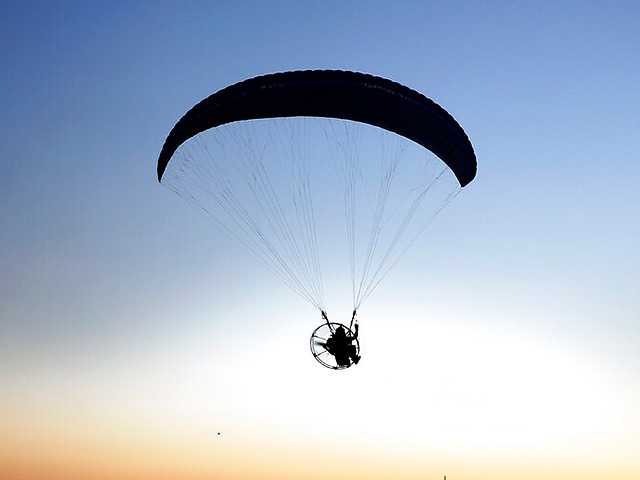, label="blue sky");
[1,2,639,479]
